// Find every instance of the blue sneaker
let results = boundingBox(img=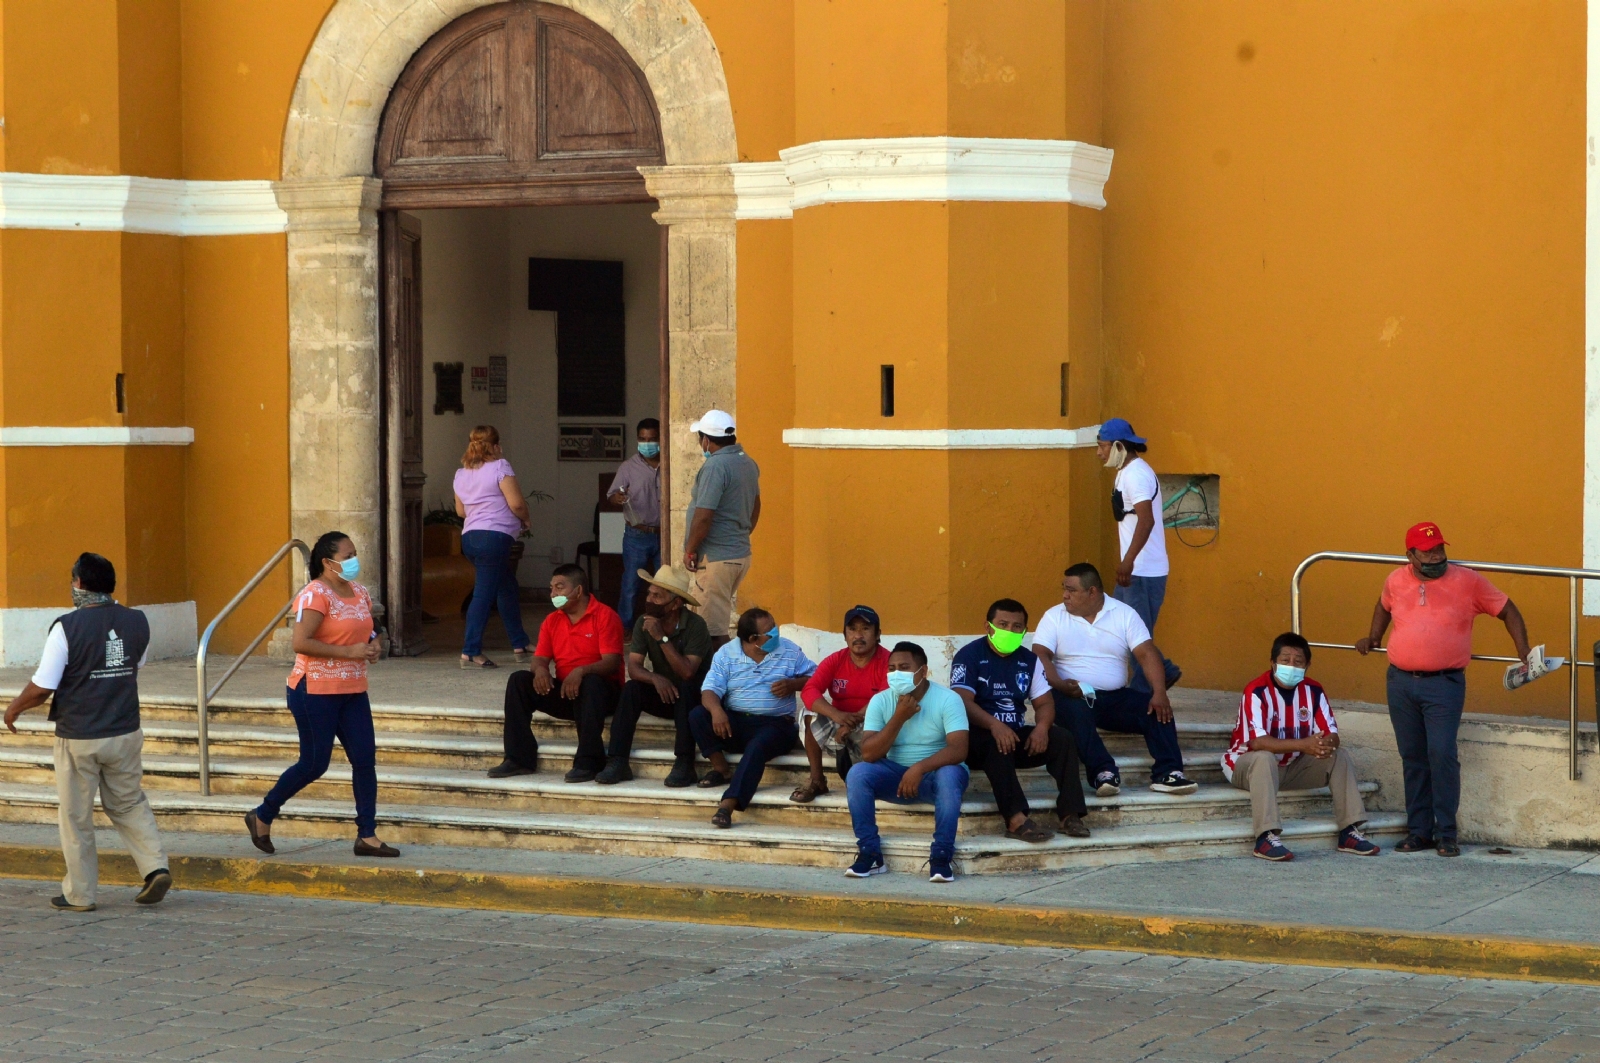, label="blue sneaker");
[1337,824,1380,856]
[928,858,955,883]
[1253,831,1293,861]
[845,851,886,878]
